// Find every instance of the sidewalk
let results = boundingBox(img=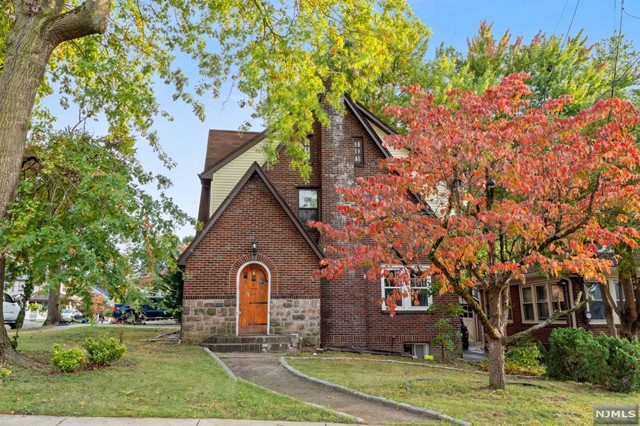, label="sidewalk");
[0,416,357,426]
[217,353,438,425]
